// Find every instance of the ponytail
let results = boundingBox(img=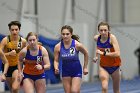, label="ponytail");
[71,34,80,42]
